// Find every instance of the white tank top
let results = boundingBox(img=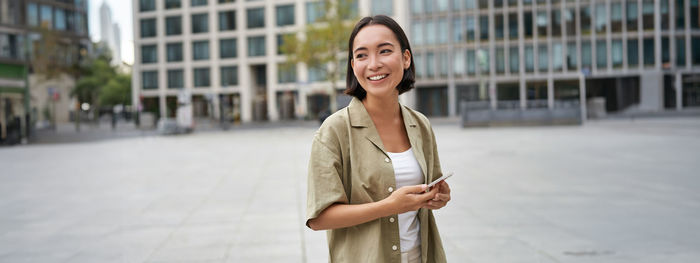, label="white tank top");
[386,148,423,252]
